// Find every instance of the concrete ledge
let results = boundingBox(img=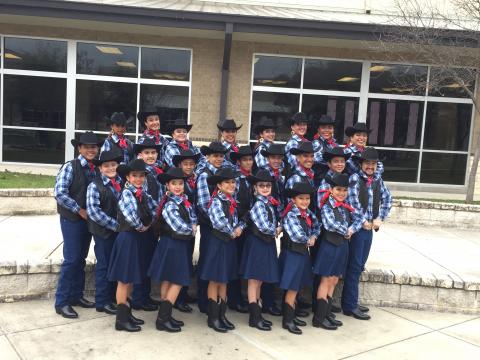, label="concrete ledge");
[0,188,56,215]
